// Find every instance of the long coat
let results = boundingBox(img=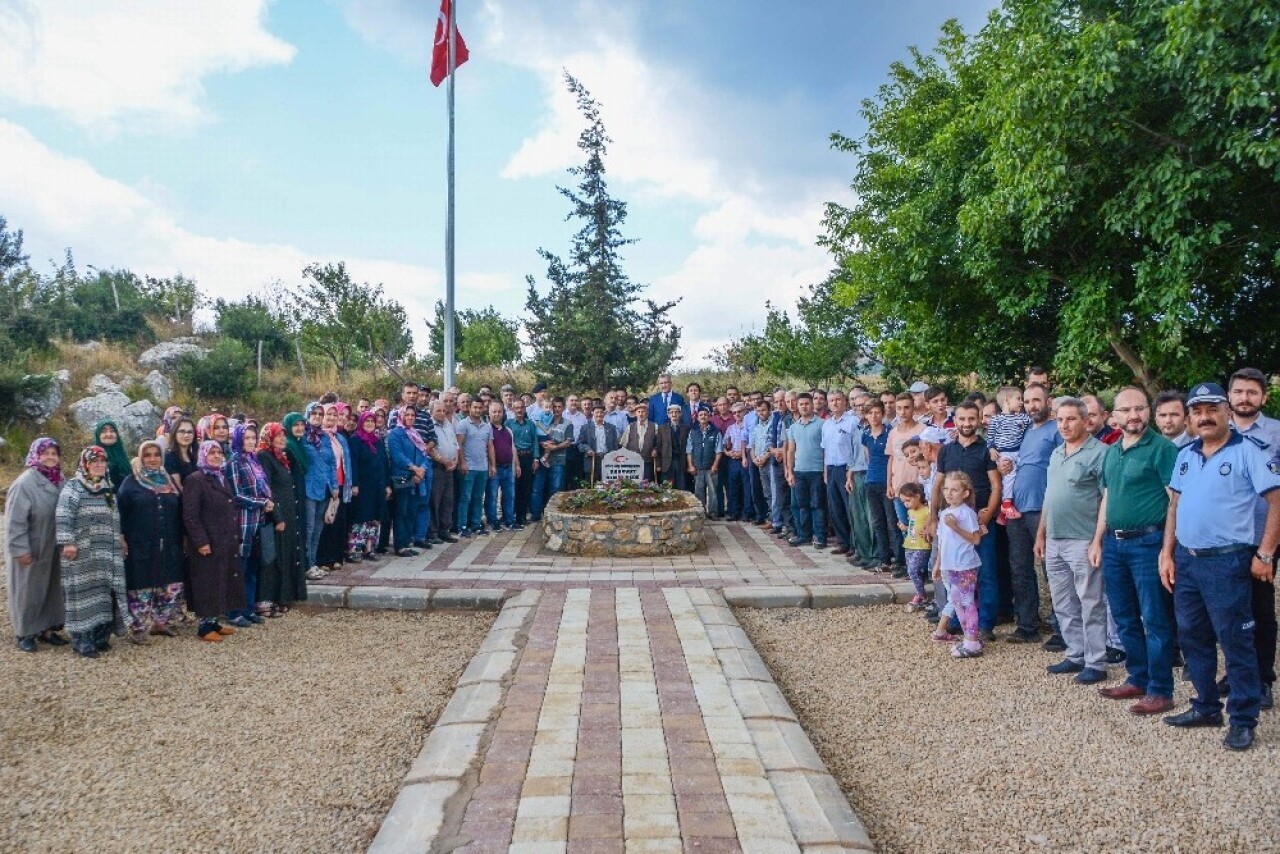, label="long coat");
[180,470,245,619]
[5,468,65,637]
[349,435,389,525]
[55,479,127,636]
[117,475,185,590]
[257,449,306,606]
